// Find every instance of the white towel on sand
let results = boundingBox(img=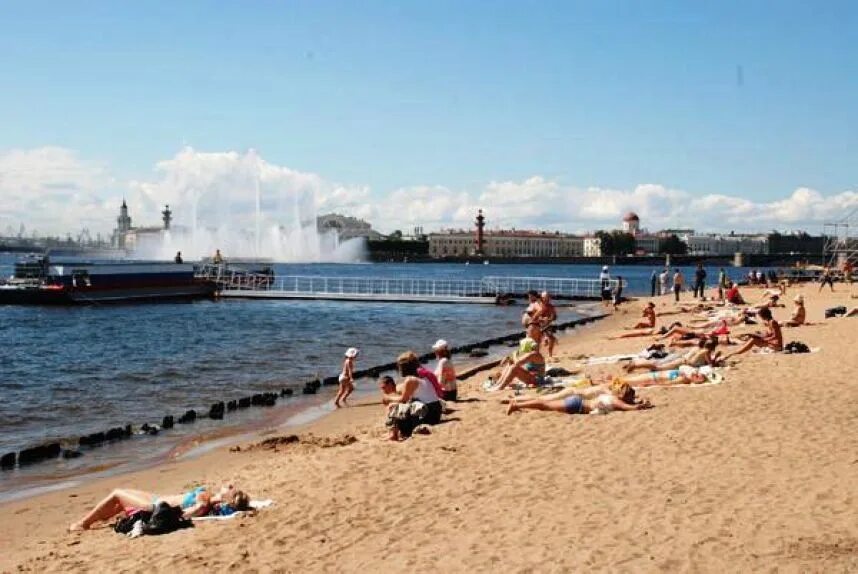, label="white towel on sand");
[192,499,274,522]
